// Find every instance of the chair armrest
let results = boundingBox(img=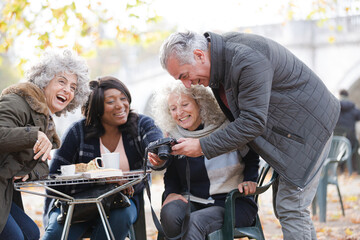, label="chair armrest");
[221,171,278,238]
